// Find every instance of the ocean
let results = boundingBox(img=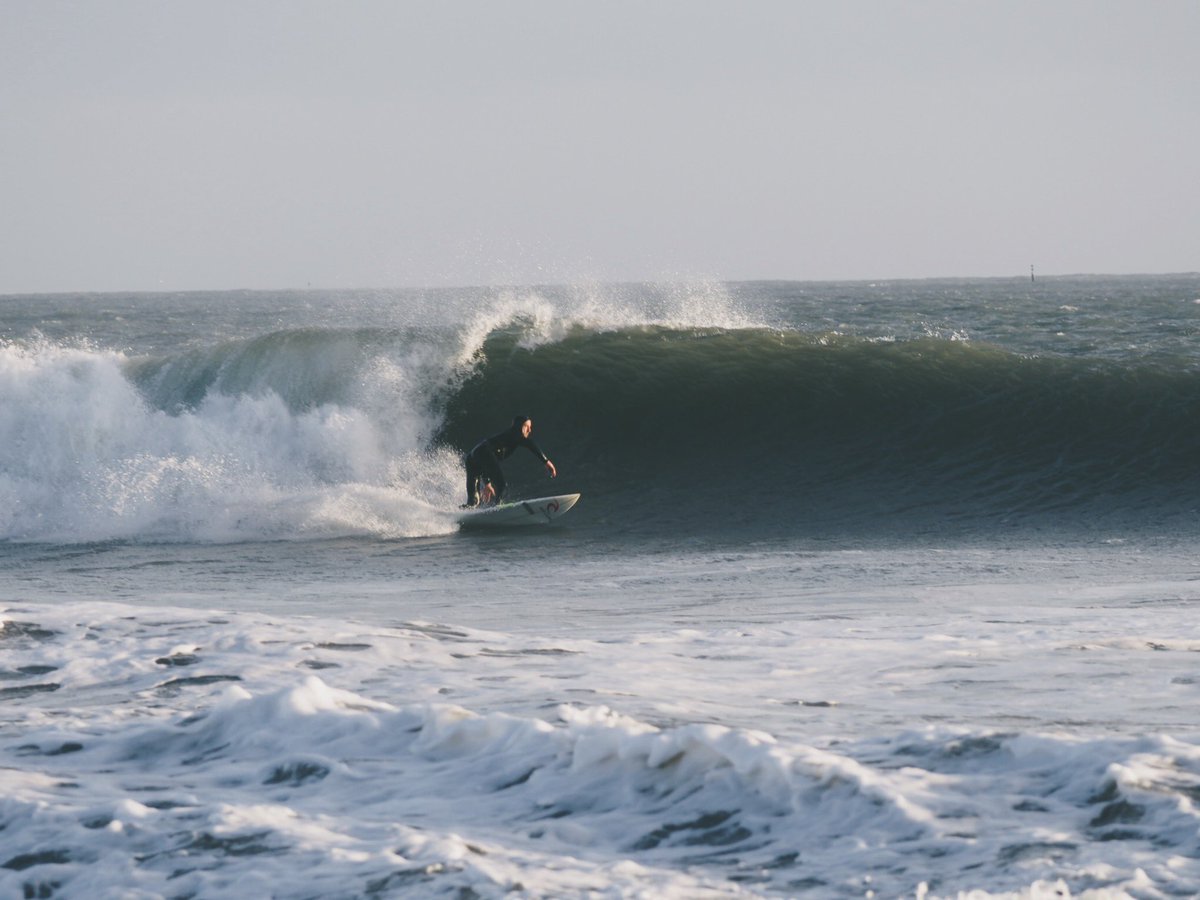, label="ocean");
[3,275,1200,898]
